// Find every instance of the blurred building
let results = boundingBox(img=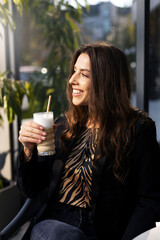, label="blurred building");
[81,2,130,42]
